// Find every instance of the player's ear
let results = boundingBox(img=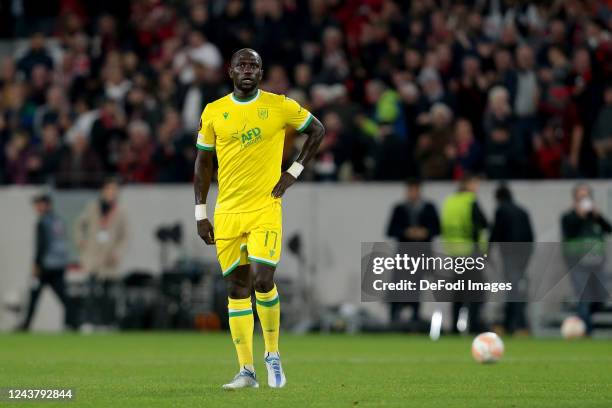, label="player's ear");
[228,66,235,80]
[258,68,264,81]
